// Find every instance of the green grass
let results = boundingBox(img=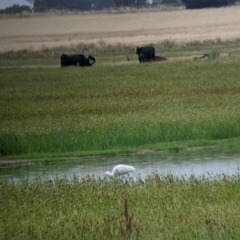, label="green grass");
[0,40,240,157]
[1,39,240,238]
[1,174,240,239]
